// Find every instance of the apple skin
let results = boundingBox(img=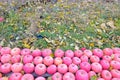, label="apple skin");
[63,72,75,80]
[91,62,102,73]
[93,48,103,58]
[54,57,63,66]
[0,47,11,55]
[41,49,52,57]
[112,47,120,54]
[80,62,91,72]
[68,63,78,73]
[103,48,113,56]
[11,55,21,63]
[88,71,96,79]
[74,50,83,57]
[43,56,53,66]
[80,55,88,62]
[84,49,93,58]
[65,50,74,58]
[111,69,120,78]
[63,57,72,66]
[57,64,68,74]
[112,78,120,80]
[35,77,46,80]
[1,54,11,63]
[21,48,31,56]
[0,63,11,74]
[52,72,62,80]
[102,55,112,62]
[23,63,34,73]
[21,74,34,80]
[11,63,23,73]
[32,49,41,57]
[72,57,81,65]
[35,64,46,75]
[76,69,89,80]
[54,49,64,57]
[113,54,120,62]
[23,55,33,64]
[11,47,21,55]
[47,64,57,74]
[9,73,22,80]
[101,70,112,80]
[97,78,105,80]
[110,60,120,69]
[100,60,110,70]
[33,56,43,65]
[90,55,100,63]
